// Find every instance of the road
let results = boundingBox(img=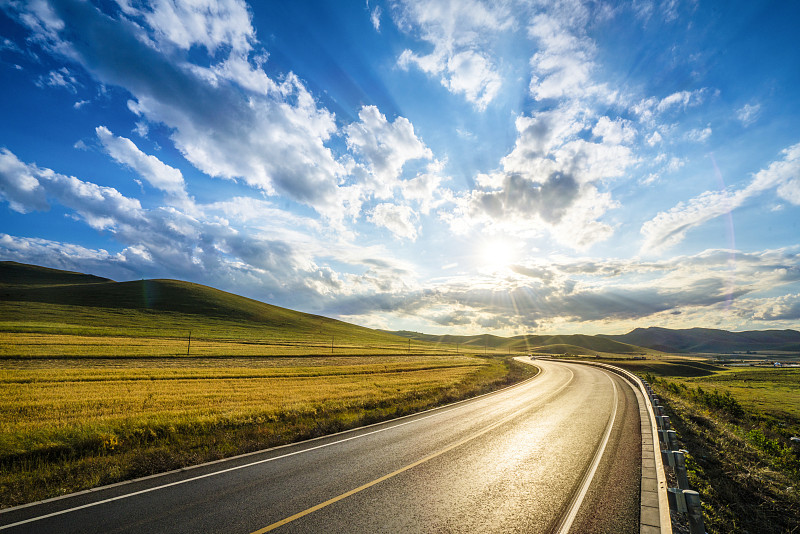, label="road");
[0,359,642,533]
